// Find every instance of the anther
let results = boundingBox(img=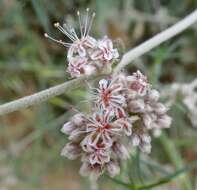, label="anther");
[54,22,60,27]
[44,33,49,38]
